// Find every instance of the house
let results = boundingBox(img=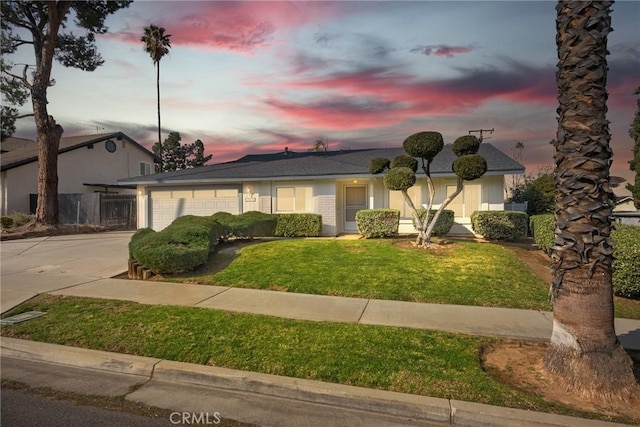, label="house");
[613,195,637,212]
[119,144,525,236]
[1,132,156,215]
